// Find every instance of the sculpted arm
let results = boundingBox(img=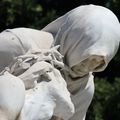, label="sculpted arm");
[0,72,25,120]
[18,61,74,120]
